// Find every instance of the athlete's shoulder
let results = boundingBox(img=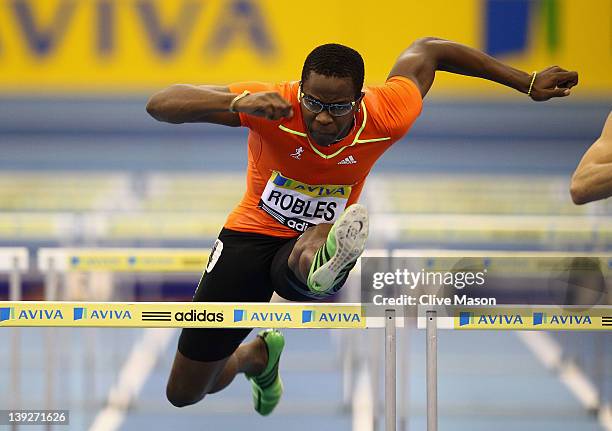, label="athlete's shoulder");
[363,76,423,141]
[365,76,422,108]
[277,80,300,101]
[364,76,423,117]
